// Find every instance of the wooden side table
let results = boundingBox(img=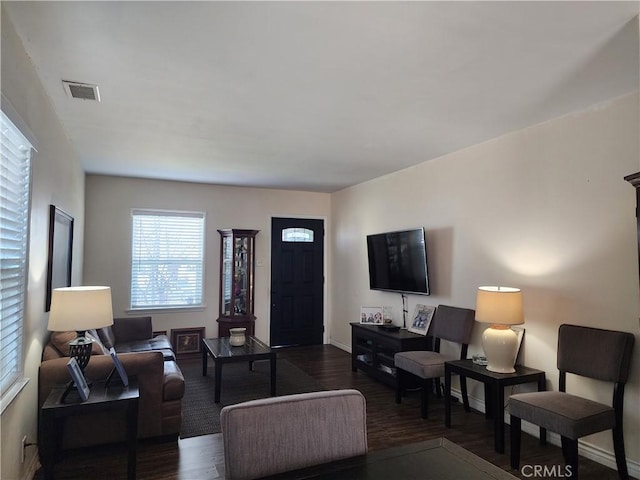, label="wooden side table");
[39,379,140,480]
[444,359,546,453]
